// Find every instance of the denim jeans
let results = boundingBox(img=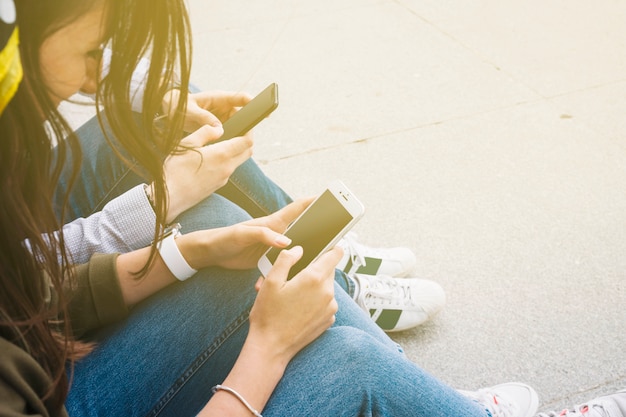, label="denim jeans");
[61,114,487,416]
[54,112,293,222]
